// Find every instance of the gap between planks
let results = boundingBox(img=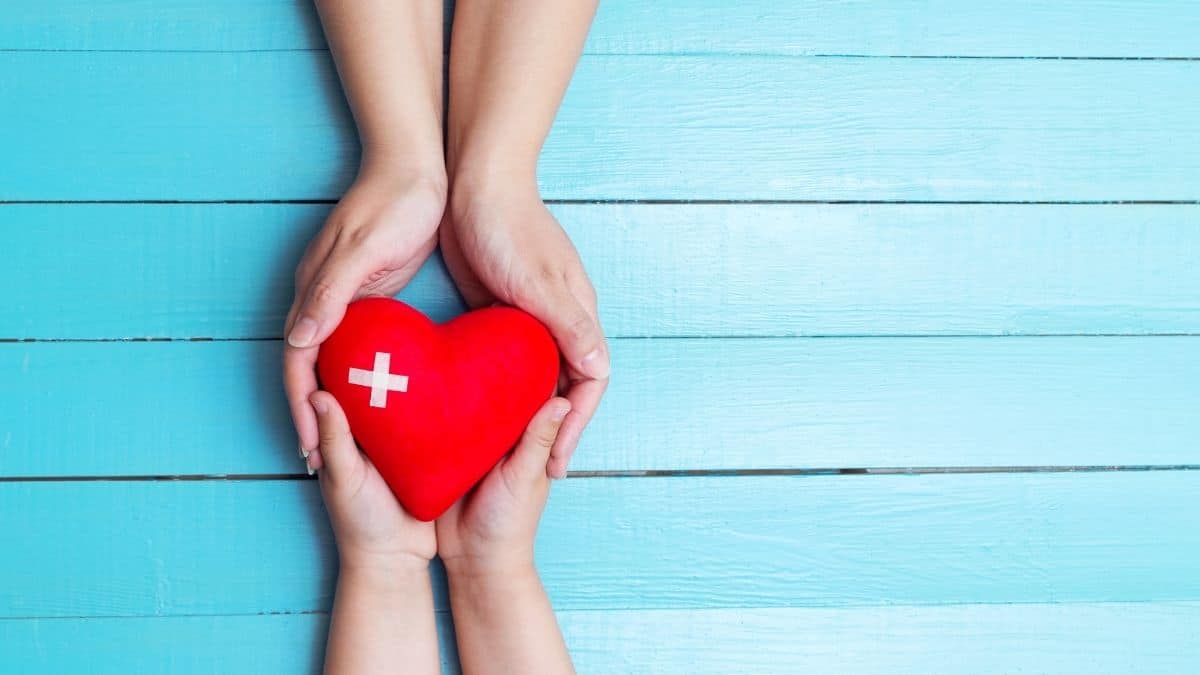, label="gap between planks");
[4,597,1190,622]
[2,48,1200,61]
[4,334,1200,343]
[3,199,1200,205]
[2,465,1197,483]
